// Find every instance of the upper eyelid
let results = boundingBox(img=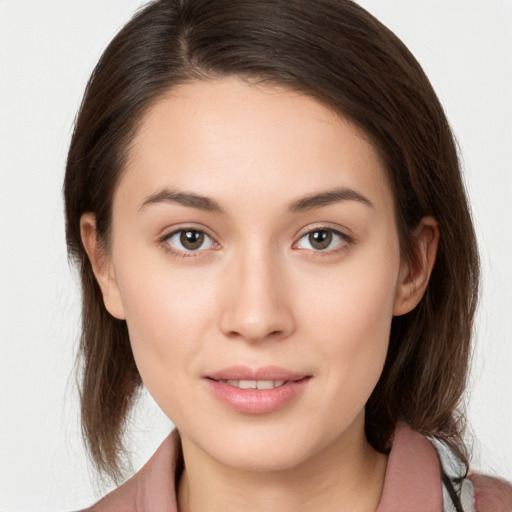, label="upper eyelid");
[295,222,353,237]
[160,224,216,241]
[300,227,347,238]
